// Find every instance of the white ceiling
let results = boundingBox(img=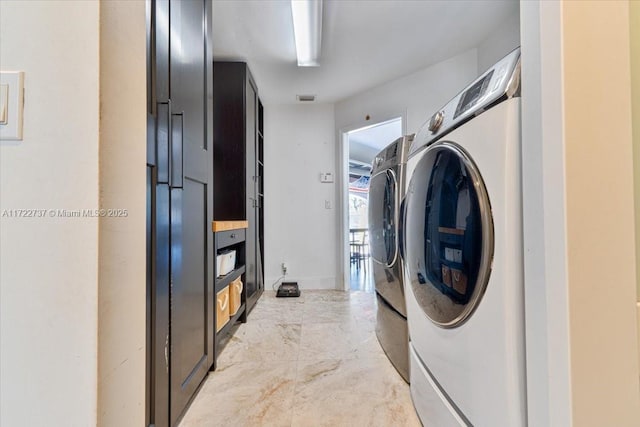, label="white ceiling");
[212,0,518,105]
